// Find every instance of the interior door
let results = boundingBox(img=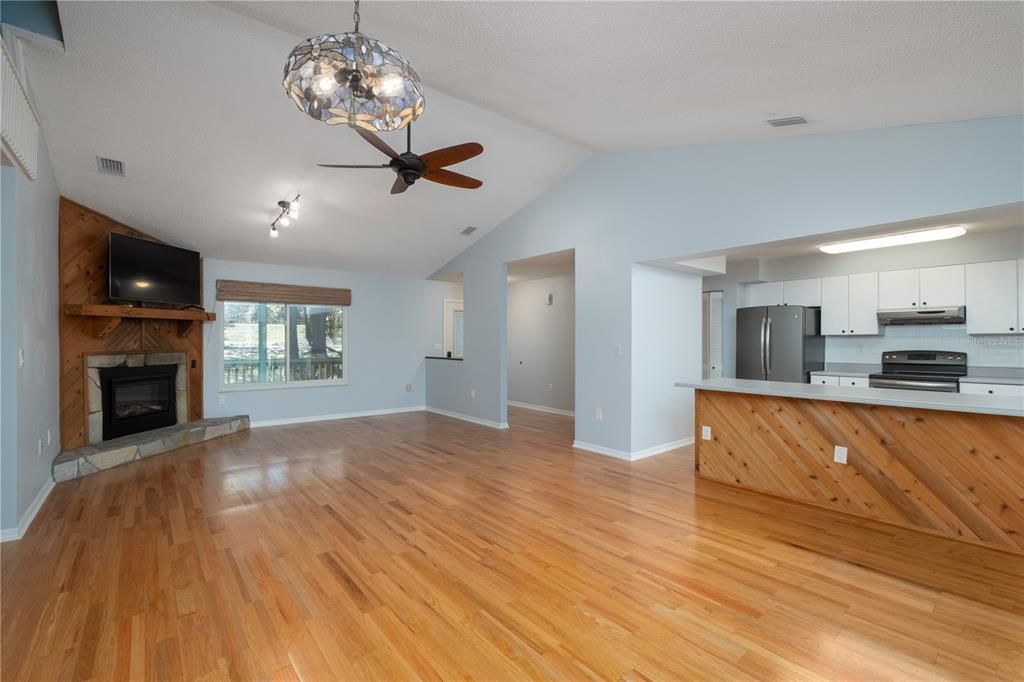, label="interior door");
[735,307,765,380]
[765,306,806,383]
